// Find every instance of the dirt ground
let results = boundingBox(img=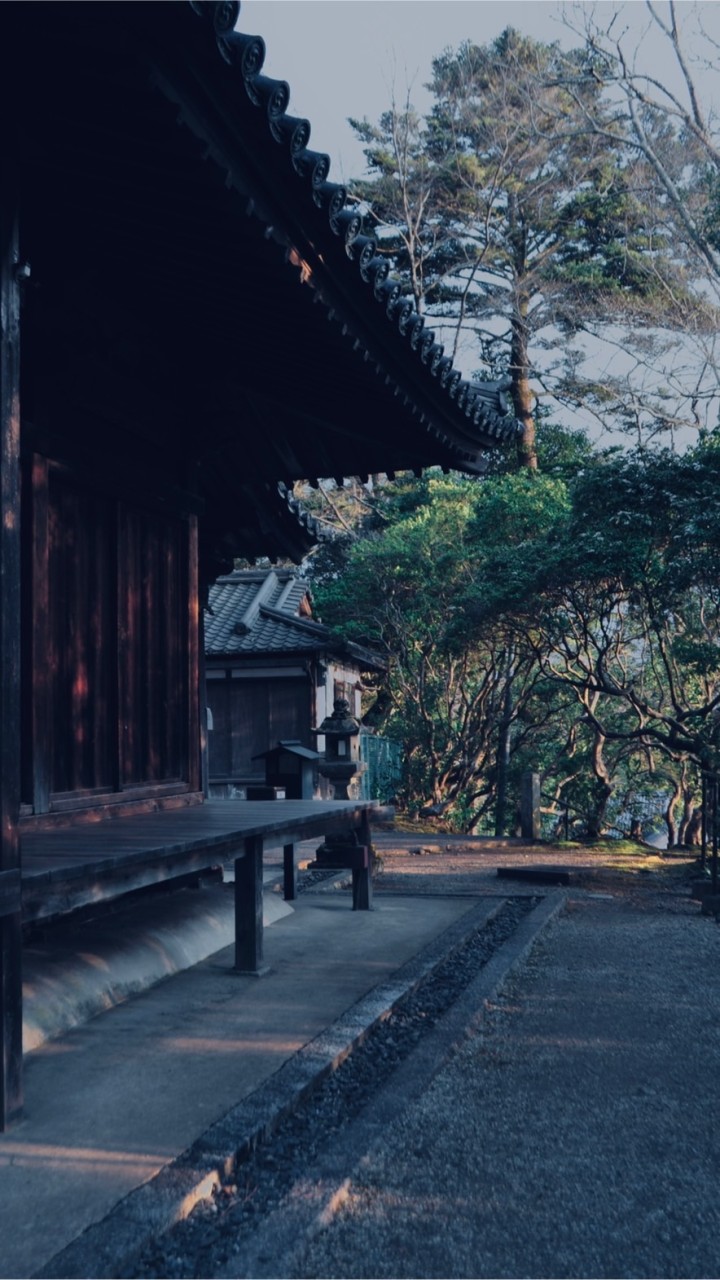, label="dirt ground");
[368,831,702,915]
